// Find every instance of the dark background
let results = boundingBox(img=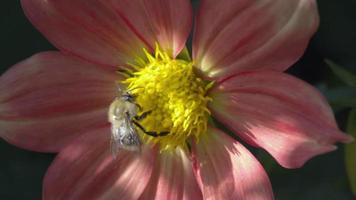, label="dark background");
[1,0,356,199]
